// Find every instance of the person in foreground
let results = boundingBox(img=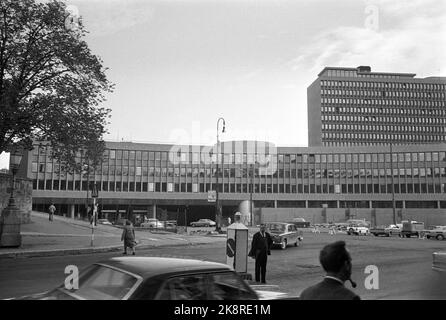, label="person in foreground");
[299,240,360,300]
[249,223,273,284]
